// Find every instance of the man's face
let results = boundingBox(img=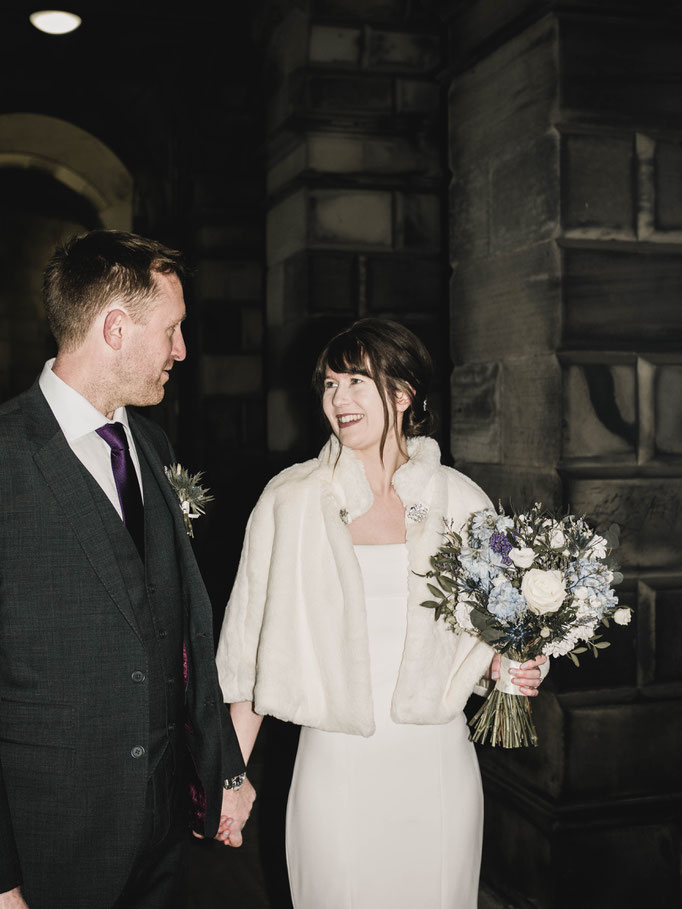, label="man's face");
[120,271,186,407]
